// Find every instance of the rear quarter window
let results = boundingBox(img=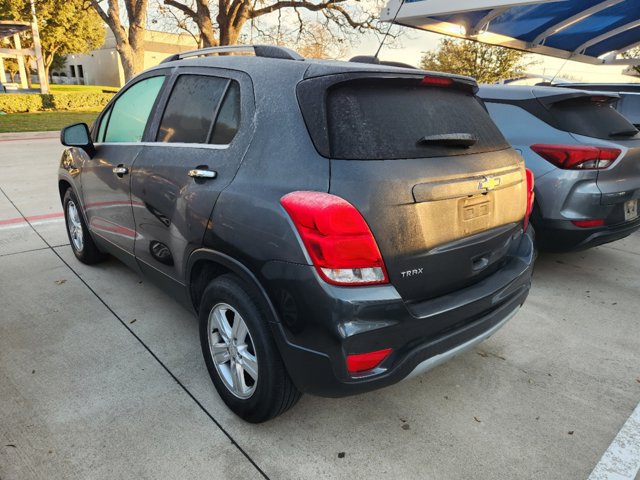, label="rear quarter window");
[301,77,510,160]
[616,94,640,127]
